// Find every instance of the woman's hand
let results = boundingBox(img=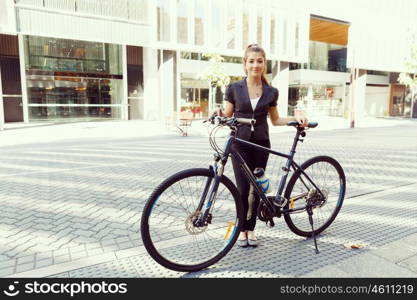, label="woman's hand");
[295,109,308,127]
[209,108,222,117]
